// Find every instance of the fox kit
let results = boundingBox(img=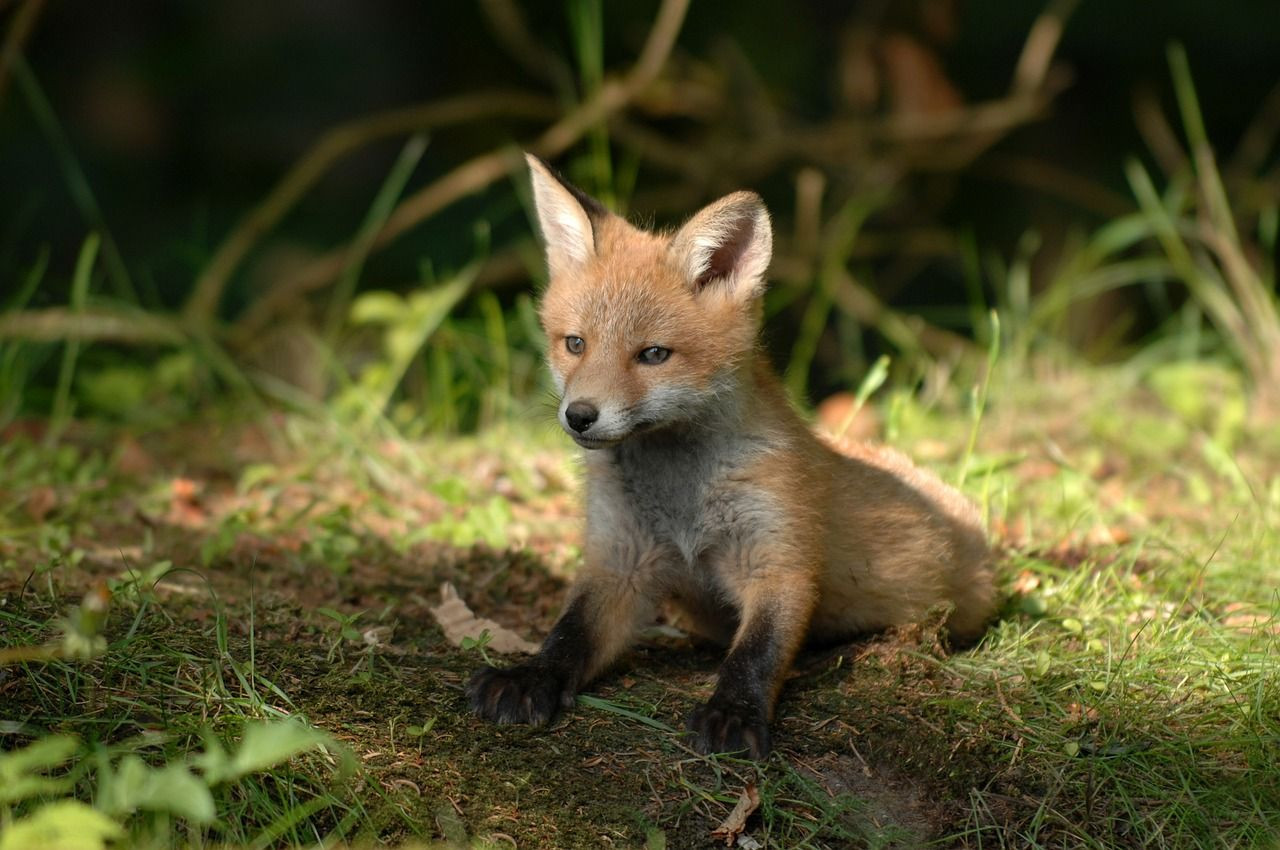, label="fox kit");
[468,154,995,758]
